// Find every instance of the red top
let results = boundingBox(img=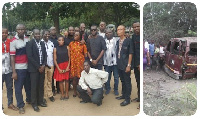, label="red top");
[2,38,11,53]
